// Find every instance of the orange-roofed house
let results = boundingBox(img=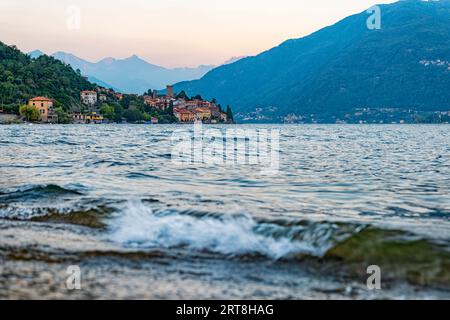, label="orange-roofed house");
[194,107,212,121]
[174,108,196,123]
[28,96,58,123]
